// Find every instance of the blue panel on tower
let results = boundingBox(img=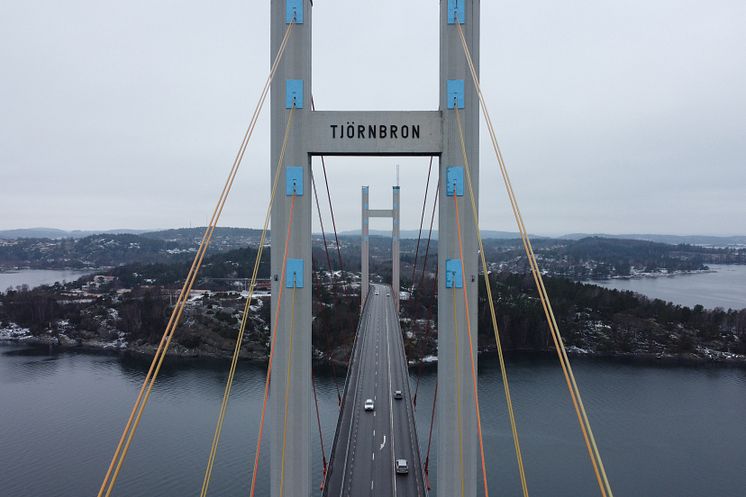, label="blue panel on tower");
[285,0,303,24]
[446,166,464,197]
[447,79,465,109]
[445,259,463,288]
[286,259,304,288]
[448,0,465,24]
[286,79,304,109]
[286,166,303,196]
